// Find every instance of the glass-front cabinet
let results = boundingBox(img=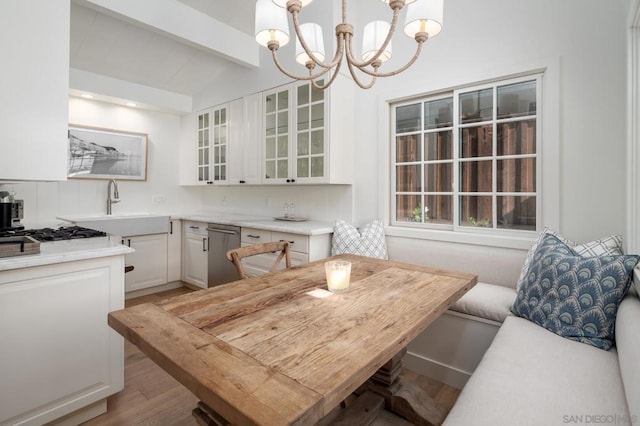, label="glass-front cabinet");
[196,104,229,184]
[186,74,353,186]
[263,80,329,184]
